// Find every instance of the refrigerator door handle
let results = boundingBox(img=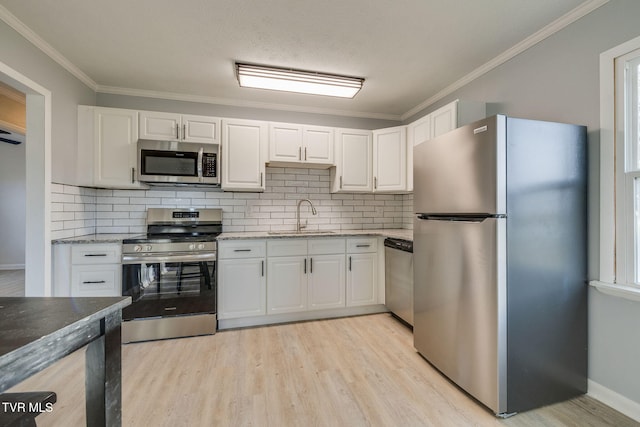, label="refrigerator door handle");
[416,214,504,222]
